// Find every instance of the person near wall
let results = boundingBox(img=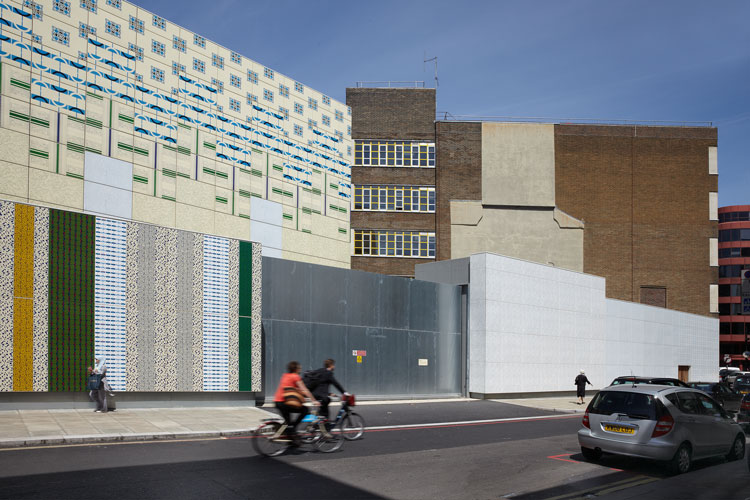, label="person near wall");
[273,361,319,441]
[92,357,108,413]
[575,369,592,405]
